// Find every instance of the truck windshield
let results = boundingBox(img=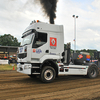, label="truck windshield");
[21,33,34,46]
